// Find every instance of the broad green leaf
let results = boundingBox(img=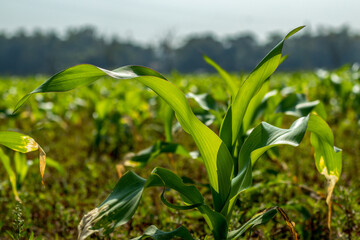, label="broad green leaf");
[78,171,146,240]
[15,64,233,210]
[124,141,190,168]
[233,116,309,194]
[227,207,278,239]
[79,168,228,240]
[0,131,39,153]
[203,54,237,96]
[0,131,46,183]
[132,225,194,240]
[225,116,309,216]
[221,26,304,147]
